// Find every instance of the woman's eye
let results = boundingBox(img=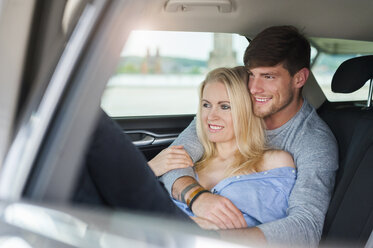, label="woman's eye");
[202,103,211,108]
[221,104,231,110]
